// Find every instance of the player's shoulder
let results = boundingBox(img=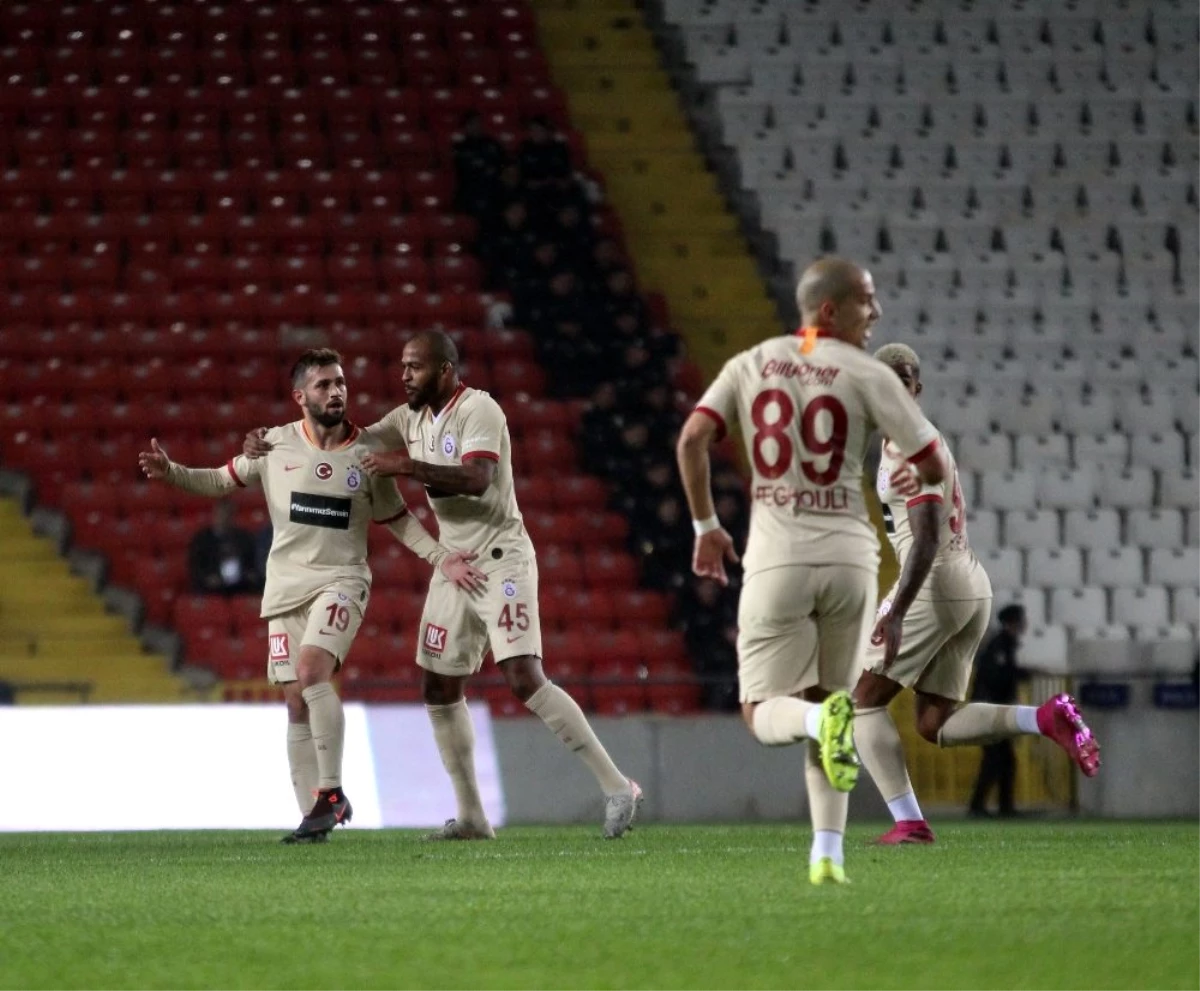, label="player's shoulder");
[263,423,296,446]
[458,386,504,419]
